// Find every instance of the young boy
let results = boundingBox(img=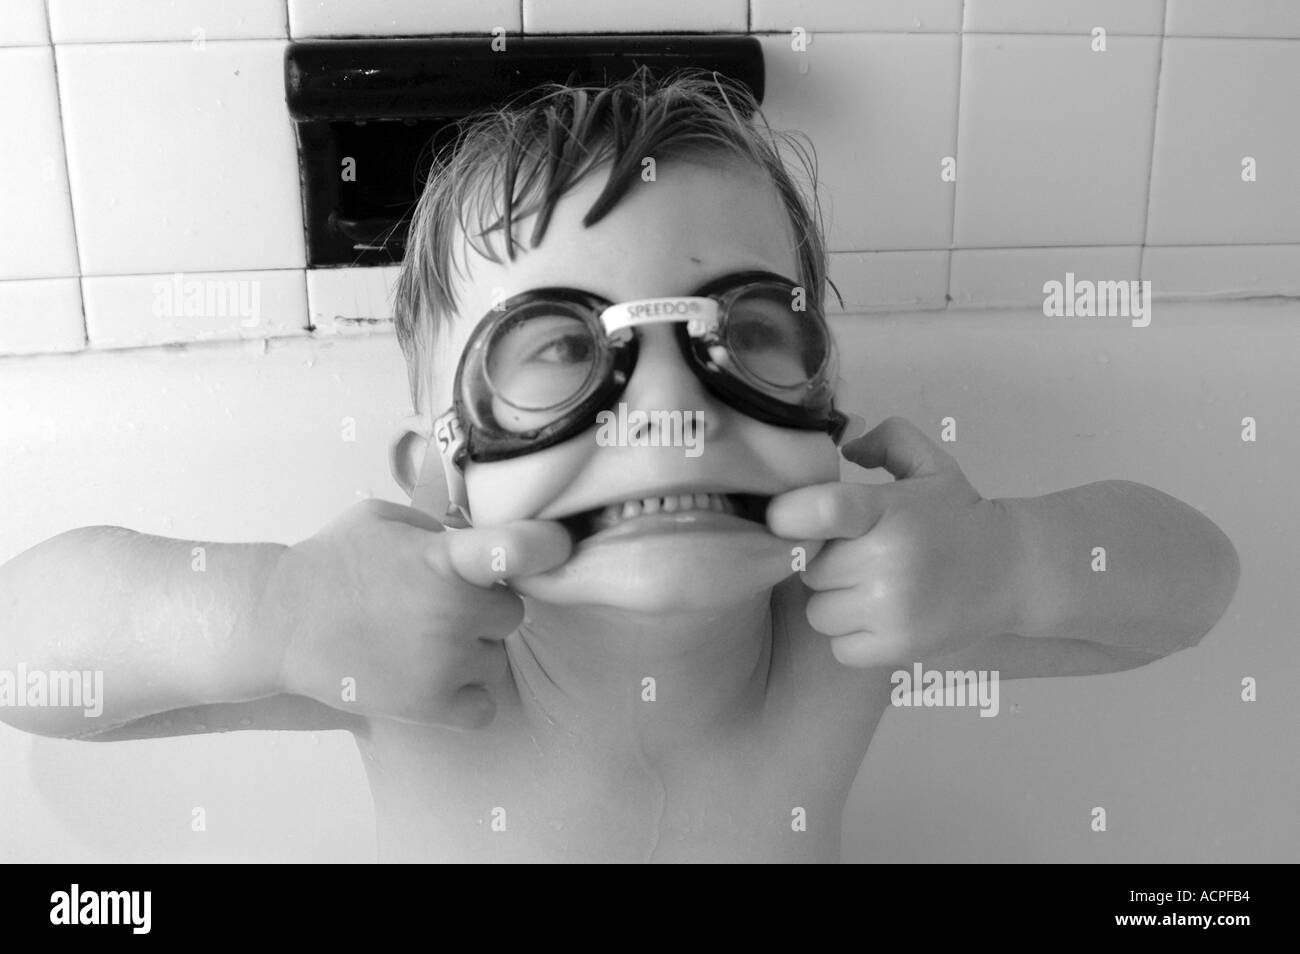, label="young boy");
[0,70,1239,863]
